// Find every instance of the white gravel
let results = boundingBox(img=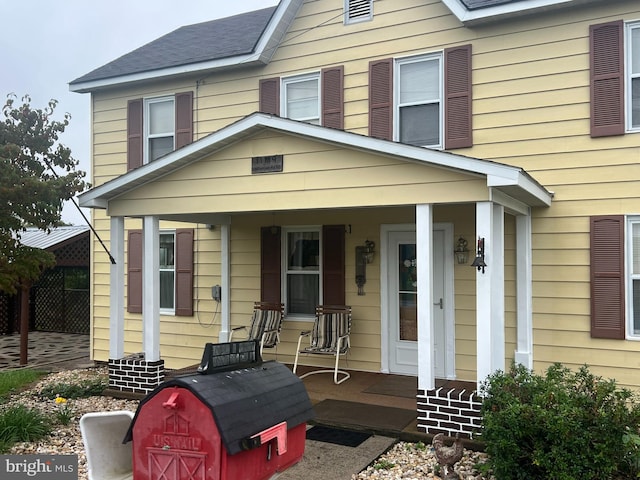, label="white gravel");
[3,367,494,480]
